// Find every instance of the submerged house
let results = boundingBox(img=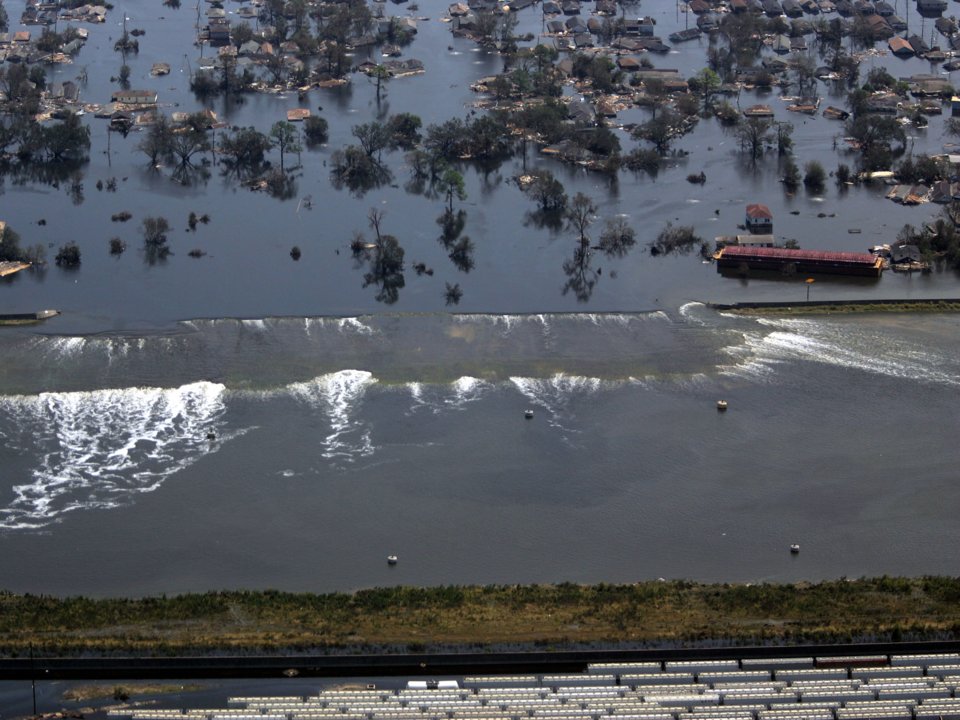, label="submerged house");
[745,204,773,234]
[714,246,884,277]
